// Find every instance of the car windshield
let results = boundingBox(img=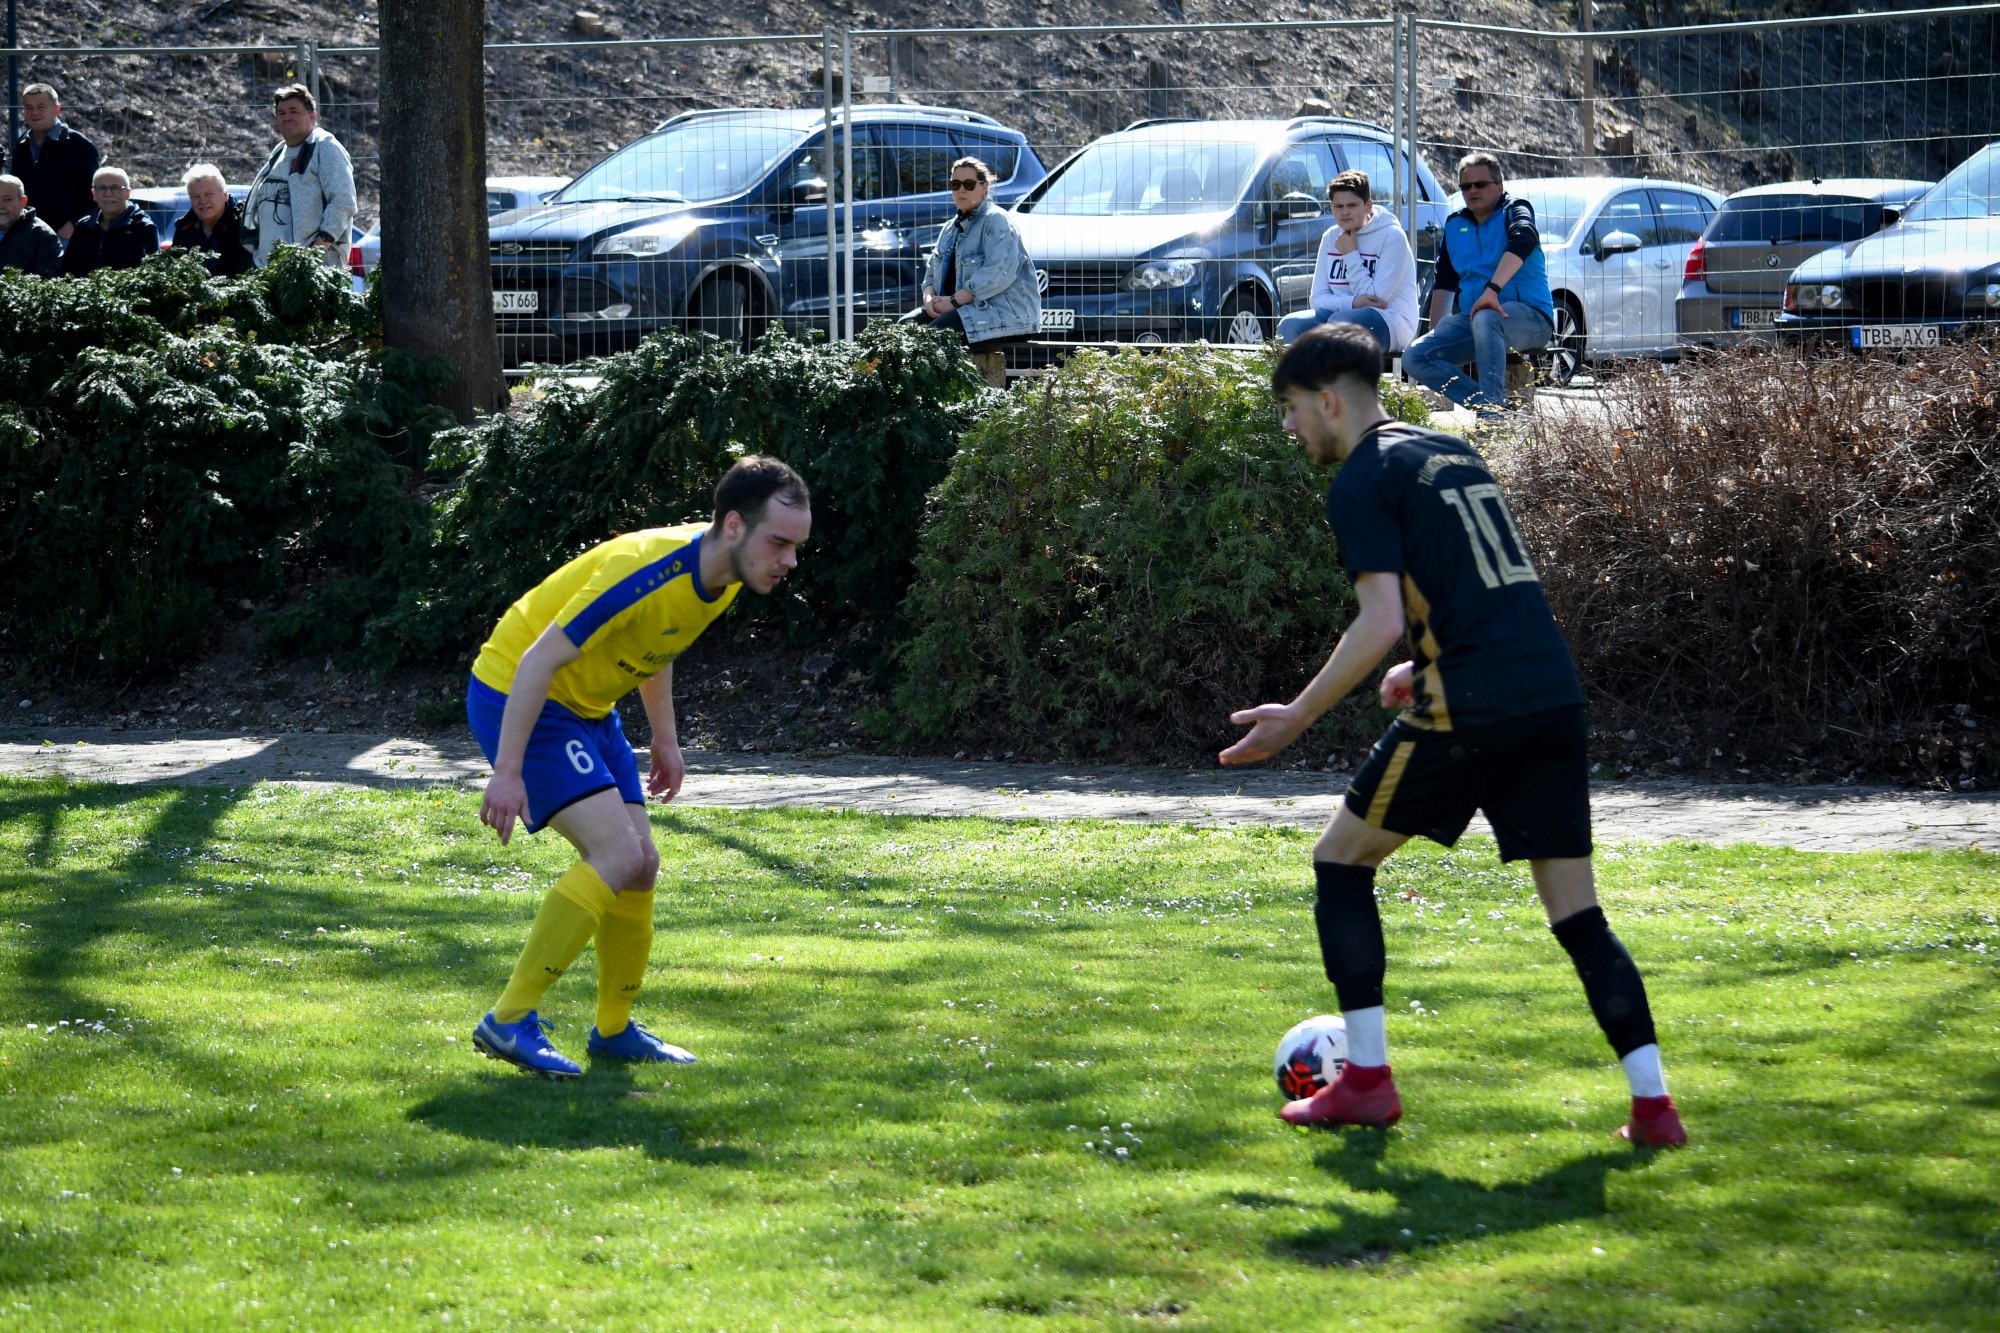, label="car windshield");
[1709,194,1890,243]
[1021,132,1262,215]
[1511,188,1592,245]
[1901,143,1999,222]
[556,119,805,205]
